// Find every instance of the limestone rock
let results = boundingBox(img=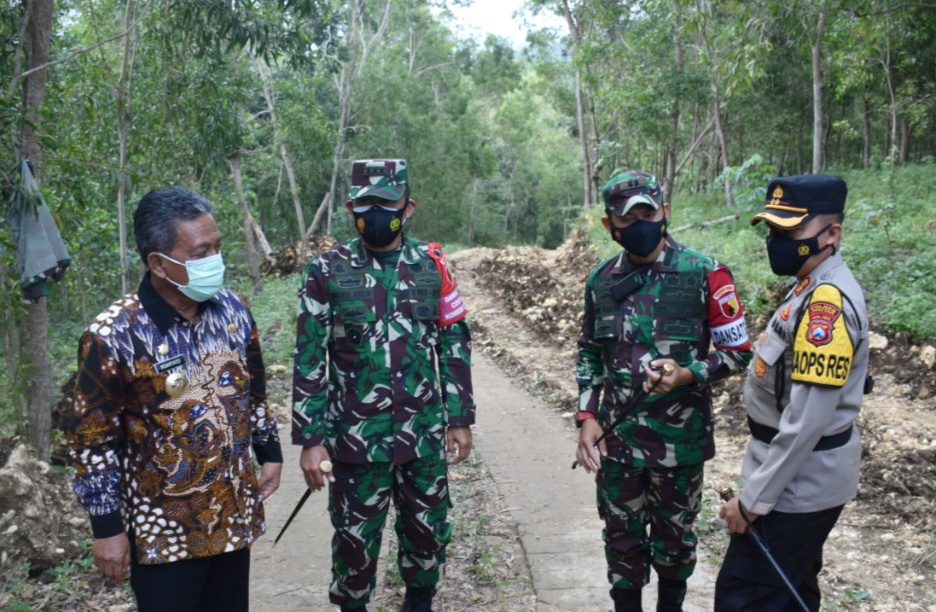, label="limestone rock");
[0,444,86,571]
